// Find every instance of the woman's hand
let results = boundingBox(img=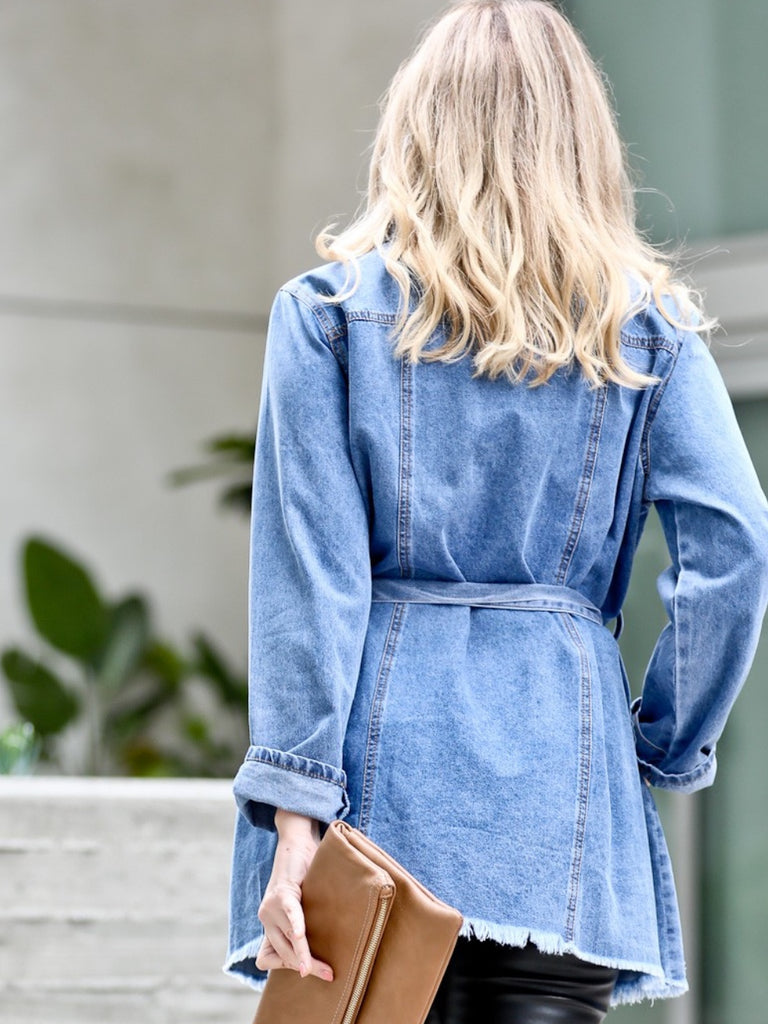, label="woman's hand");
[255,809,335,983]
